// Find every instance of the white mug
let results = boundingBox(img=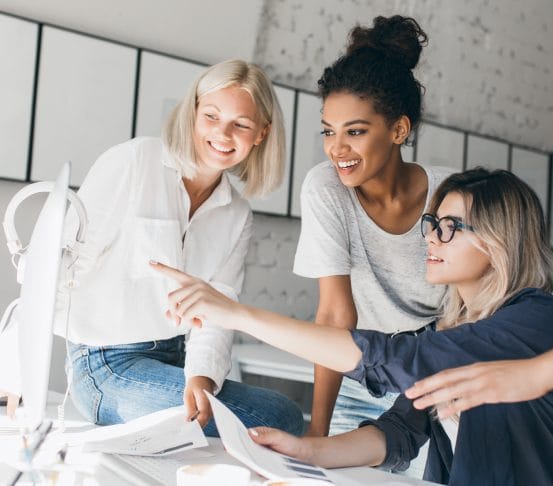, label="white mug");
[176,463,251,486]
